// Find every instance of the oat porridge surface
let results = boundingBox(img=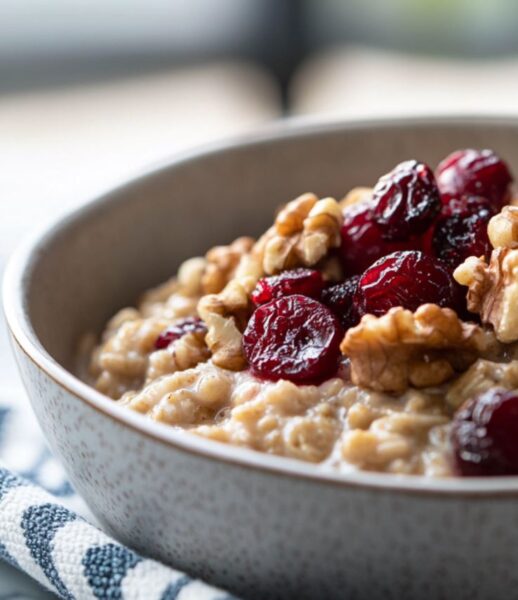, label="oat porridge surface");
[85,149,518,477]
